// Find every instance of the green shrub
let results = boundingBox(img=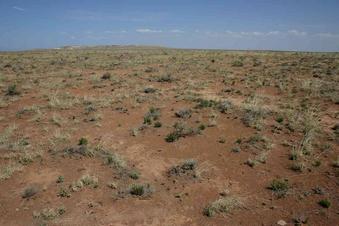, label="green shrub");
[129,170,140,180]
[165,132,180,142]
[6,84,20,96]
[154,121,162,128]
[232,60,244,67]
[78,137,88,146]
[58,187,71,198]
[269,179,289,197]
[318,199,331,208]
[128,183,153,196]
[56,176,64,183]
